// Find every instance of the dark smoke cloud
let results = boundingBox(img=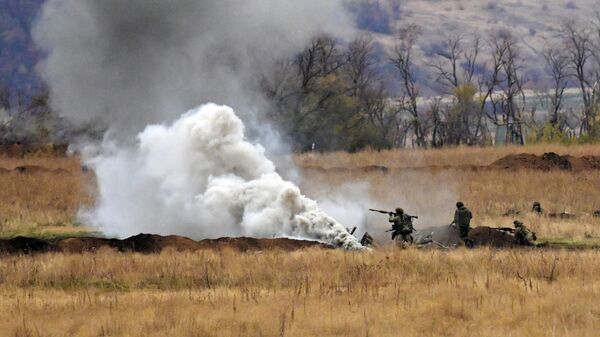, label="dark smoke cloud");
[33,0,353,134]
